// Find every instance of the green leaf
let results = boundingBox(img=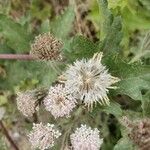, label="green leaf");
[40,19,50,33]
[0,61,60,90]
[65,35,98,62]
[139,0,150,11]
[102,101,123,117]
[0,96,7,106]
[0,14,31,52]
[103,55,150,101]
[130,31,150,63]
[107,0,127,10]
[30,0,51,21]
[117,66,150,101]
[114,137,136,150]
[50,6,75,40]
[0,137,8,150]
[98,0,113,39]
[97,0,123,54]
[88,0,100,30]
[141,90,150,117]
